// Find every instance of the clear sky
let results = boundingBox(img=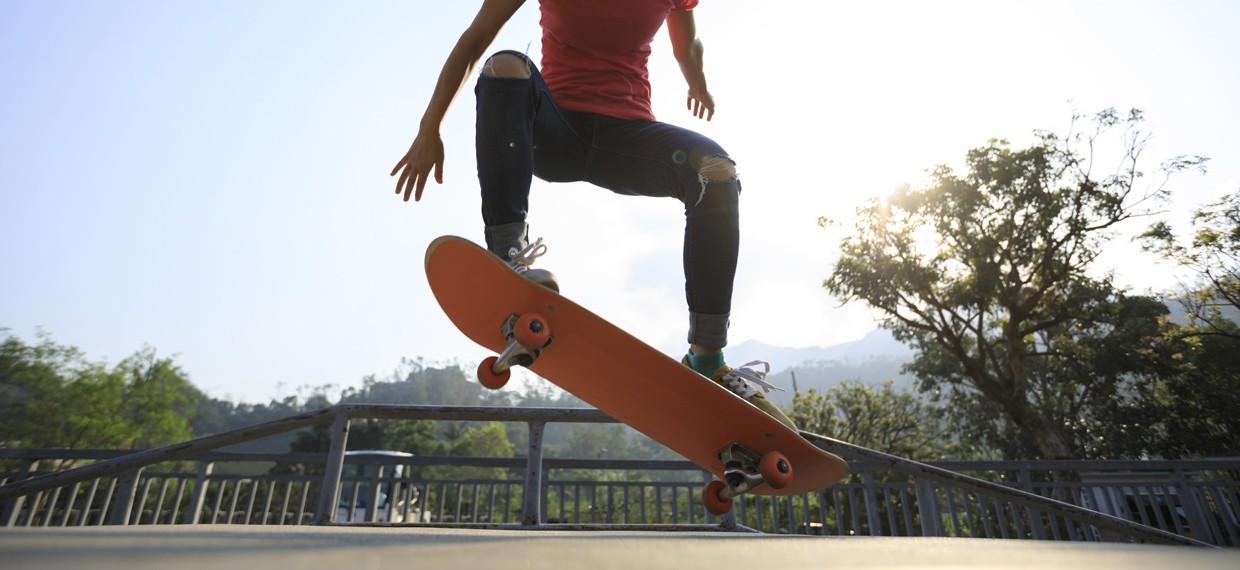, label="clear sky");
[2,1,1238,403]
